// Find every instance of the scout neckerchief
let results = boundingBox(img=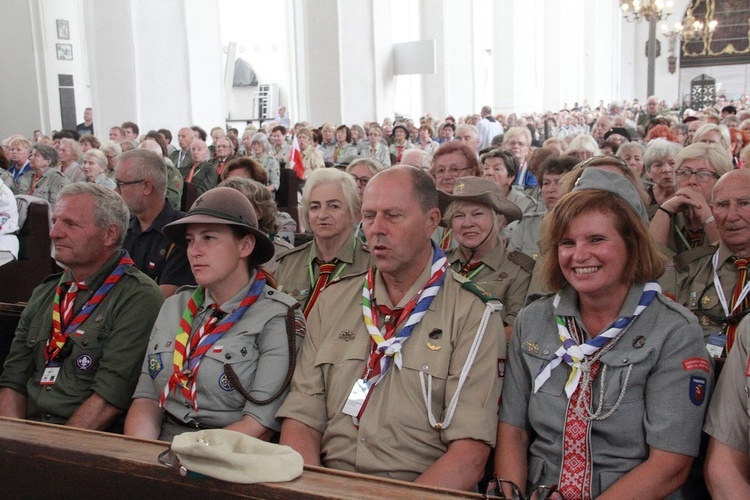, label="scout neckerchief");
[712,250,750,353]
[302,240,352,317]
[45,253,135,364]
[361,242,447,386]
[459,261,485,279]
[28,173,42,195]
[533,281,660,398]
[439,229,453,250]
[161,271,266,410]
